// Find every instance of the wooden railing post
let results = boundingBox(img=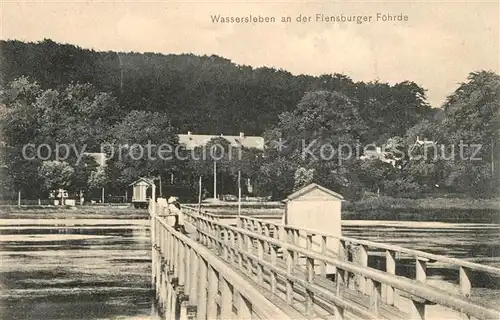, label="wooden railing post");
[335,267,346,320]
[368,278,381,317]
[270,245,278,293]
[196,257,208,320]
[293,230,300,265]
[320,235,327,276]
[273,225,279,240]
[279,225,286,242]
[207,266,218,319]
[263,224,270,253]
[286,248,294,304]
[305,256,315,317]
[385,250,396,305]
[460,266,472,320]
[184,244,191,296]
[168,232,174,272]
[178,242,186,288]
[257,239,264,282]
[416,257,427,283]
[237,231,244,270]
[358,245,368,294]
[222,229,229,260]
[189,251,199,305]
[151,215,156,286]
[236,291,252,318]
[166,280,174,320]
[459,266,472,298]
[173,238,179,278]
[170,284,178,320]
[220,278,233,319]
[246,234,253,275]
[410,257,427,320]
[229,230,236,264]
[294,229,300,247]
[208,222,214,248]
